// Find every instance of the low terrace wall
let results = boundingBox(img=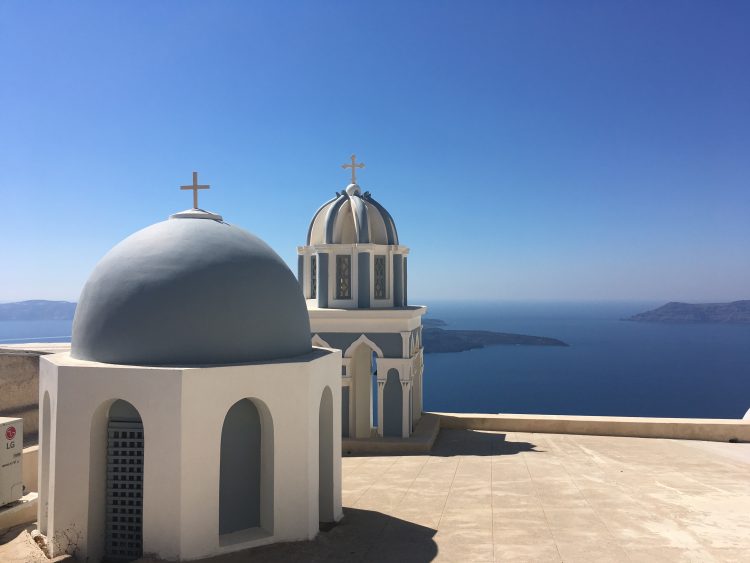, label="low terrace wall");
[0,344,70,446]
[432,412,750,443]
